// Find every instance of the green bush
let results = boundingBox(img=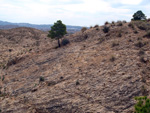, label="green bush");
[103,26,109,33]
[134,96,150,113]
[61,39,70,46]
[105,21,109,25]
[39,76,44,82]
[132,10,146,20]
